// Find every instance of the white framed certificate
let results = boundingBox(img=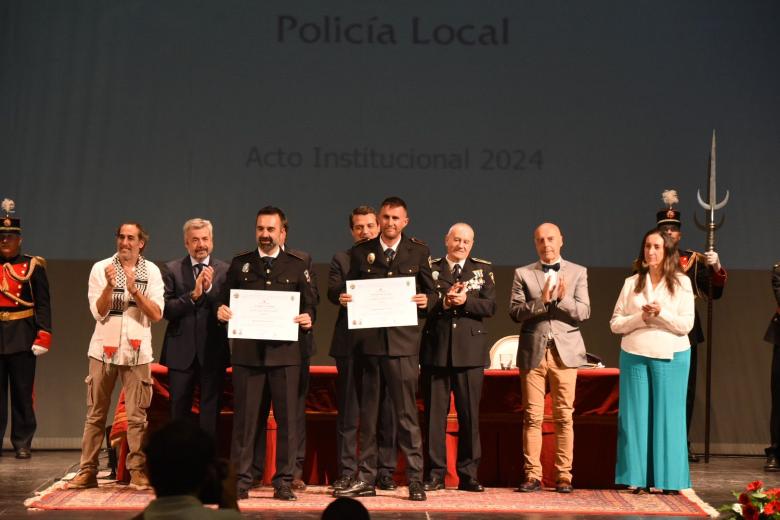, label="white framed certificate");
[228,289,300,341]
[346,276,418,329]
